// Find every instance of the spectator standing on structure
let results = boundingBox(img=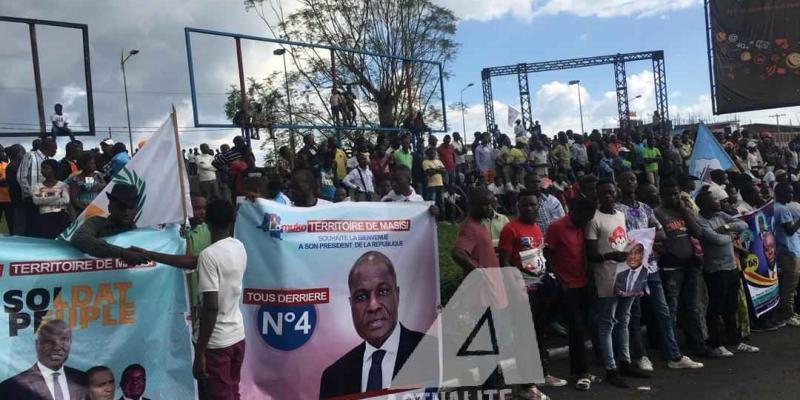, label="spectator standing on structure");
[50,103,76,142]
